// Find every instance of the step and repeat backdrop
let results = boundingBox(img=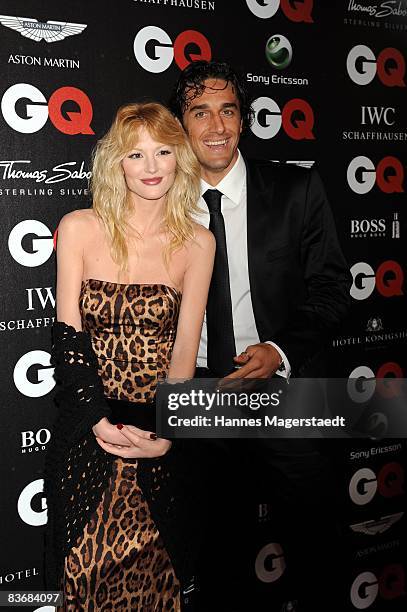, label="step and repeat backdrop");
[0,1,406,610]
